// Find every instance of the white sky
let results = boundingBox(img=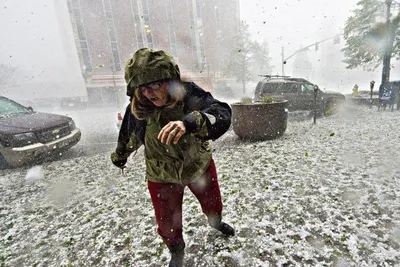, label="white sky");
[240,0,357,68]
[0,0,86,99]
[240,0,357,46]
[0,0,398,97]
[241,0,400,92]
[1,1,62,77]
